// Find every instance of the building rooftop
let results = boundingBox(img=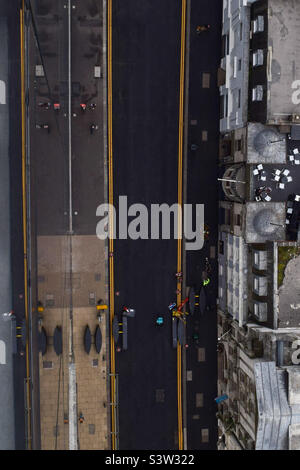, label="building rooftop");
[277,247,300,328]
[247,123,286,164]
[245,202,286,243]
[267,0,300,124]
[254,361,300,450]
